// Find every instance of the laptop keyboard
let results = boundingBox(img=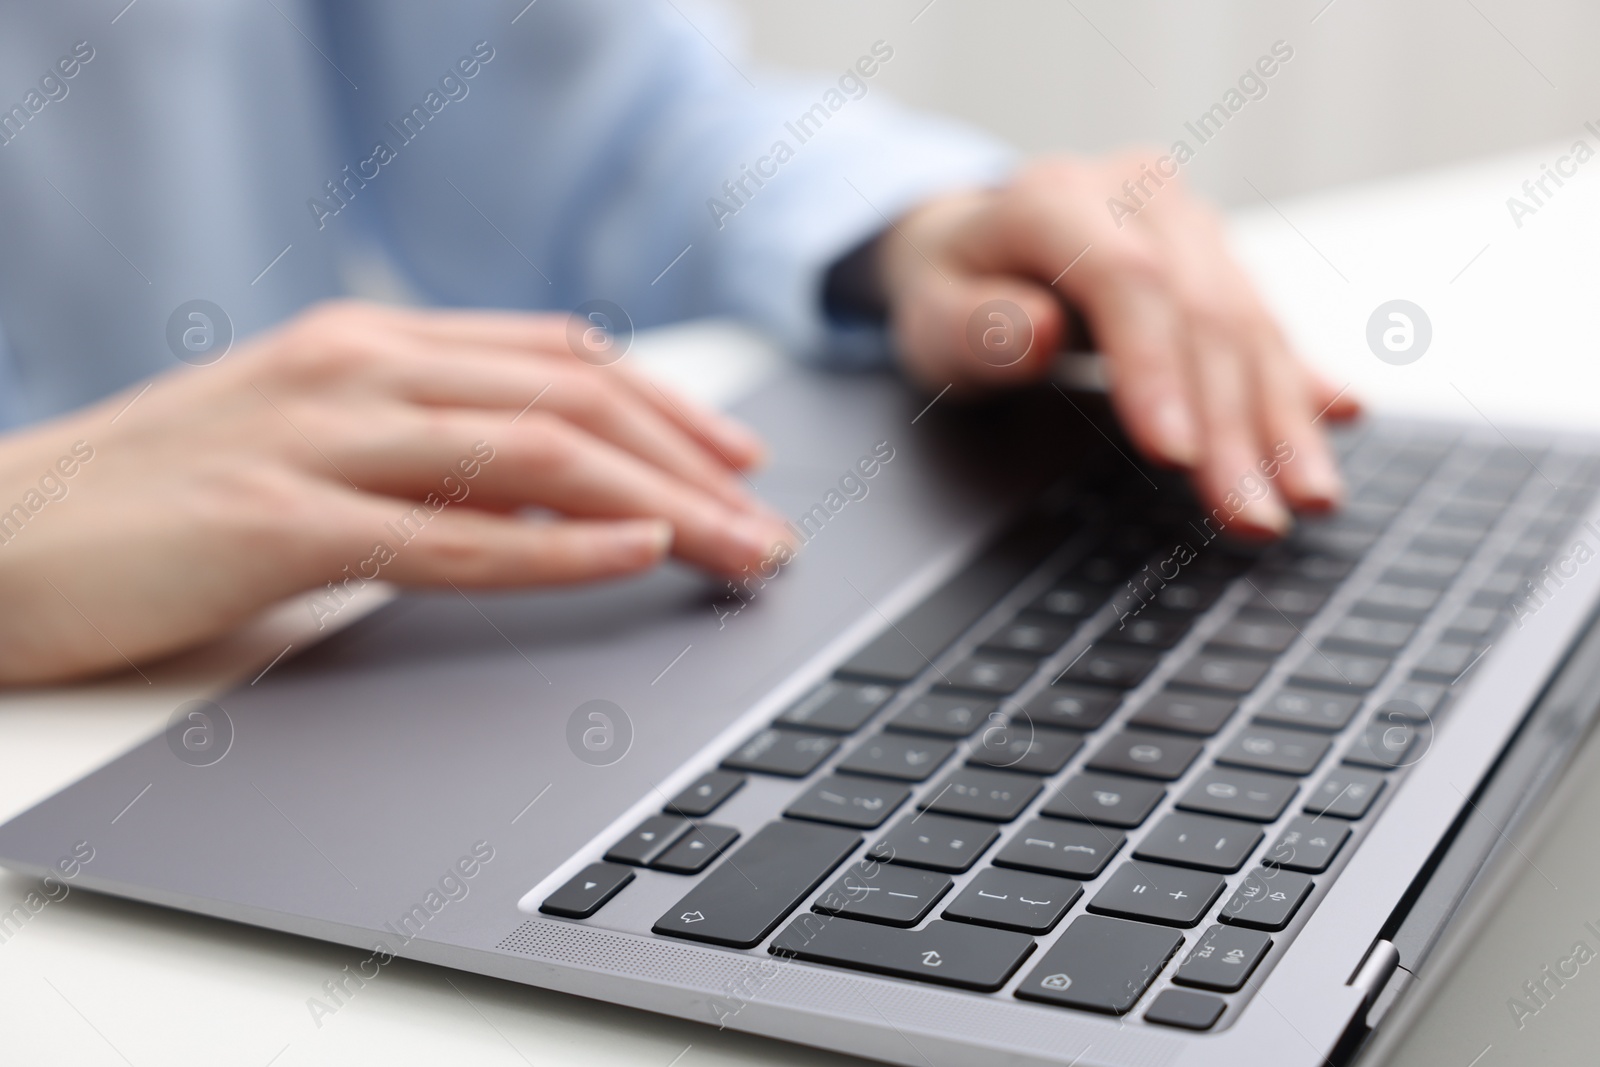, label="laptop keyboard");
[538,422,1600,1029]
